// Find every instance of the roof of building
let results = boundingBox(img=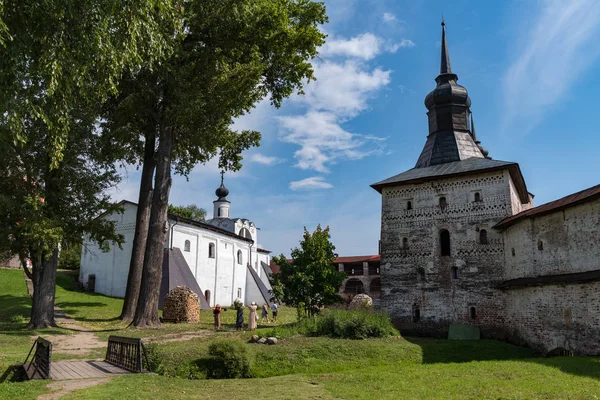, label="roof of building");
[498,269,600,289]
[159,248,211,310]
[116,200,253,243]
[494,183,600,230]
[371,158,530,203]
[246,264,272,307]
[335,255,381,263]
[257,248,271,254]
